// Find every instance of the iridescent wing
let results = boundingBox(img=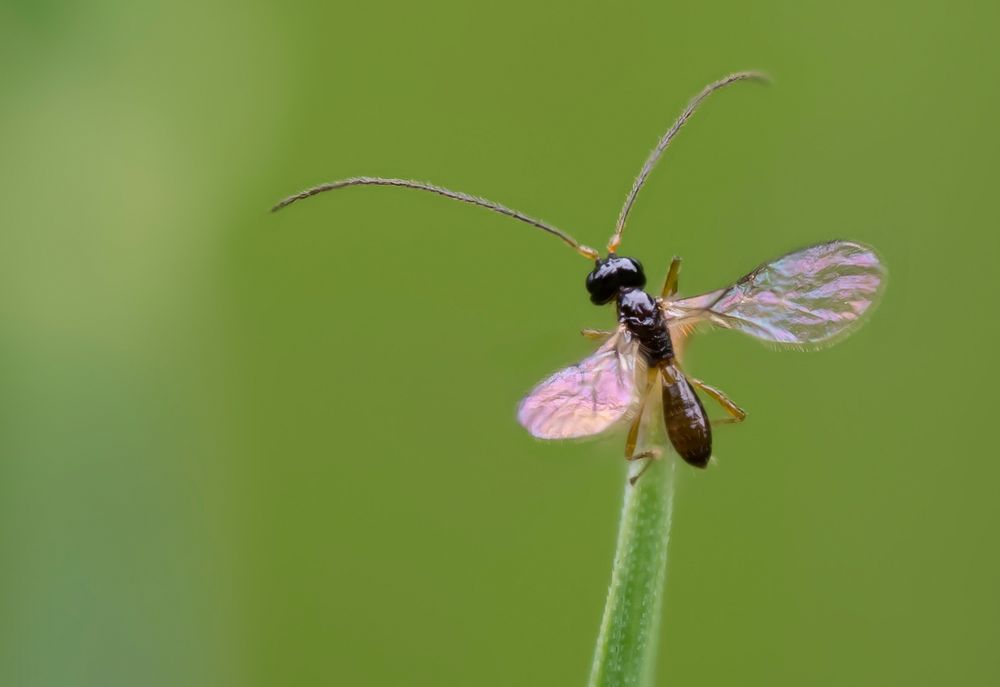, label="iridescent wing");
[517,329,642,439]
[664,241,886,346]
